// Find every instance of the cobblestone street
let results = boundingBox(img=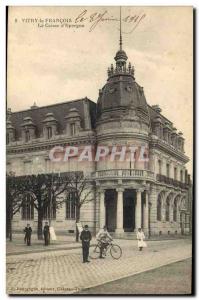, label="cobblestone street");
[6,238,192,294]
